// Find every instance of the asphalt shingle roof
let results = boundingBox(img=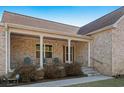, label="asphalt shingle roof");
[78,7,124,35]
[1,11,79,35]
